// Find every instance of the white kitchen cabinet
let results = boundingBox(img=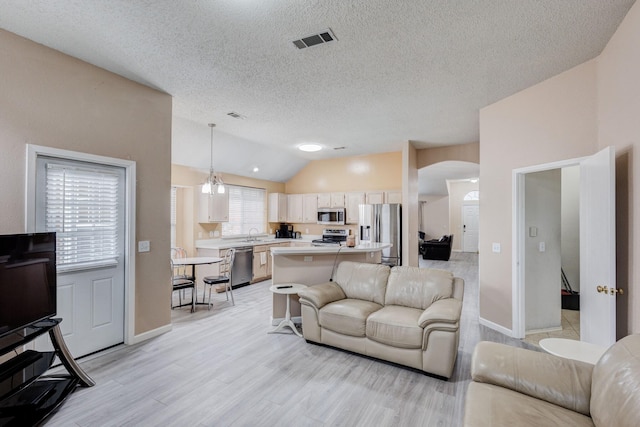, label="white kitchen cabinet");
[303,193,318,223]
[346,192,365,224]
[197,185,229,223]
[330,192,345,208]
[386,190,402,204]
[366,191,384,205]
[268,193,288,222]
[287,194,303,223]
[317,193,331,208]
